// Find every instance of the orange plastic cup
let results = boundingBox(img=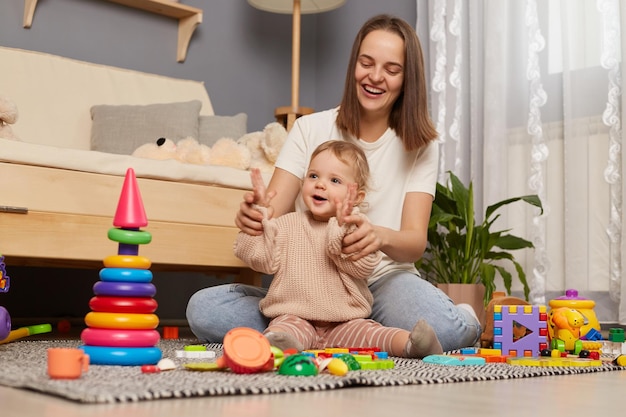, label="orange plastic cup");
[47,348,89,379]
[221,327,273,374]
